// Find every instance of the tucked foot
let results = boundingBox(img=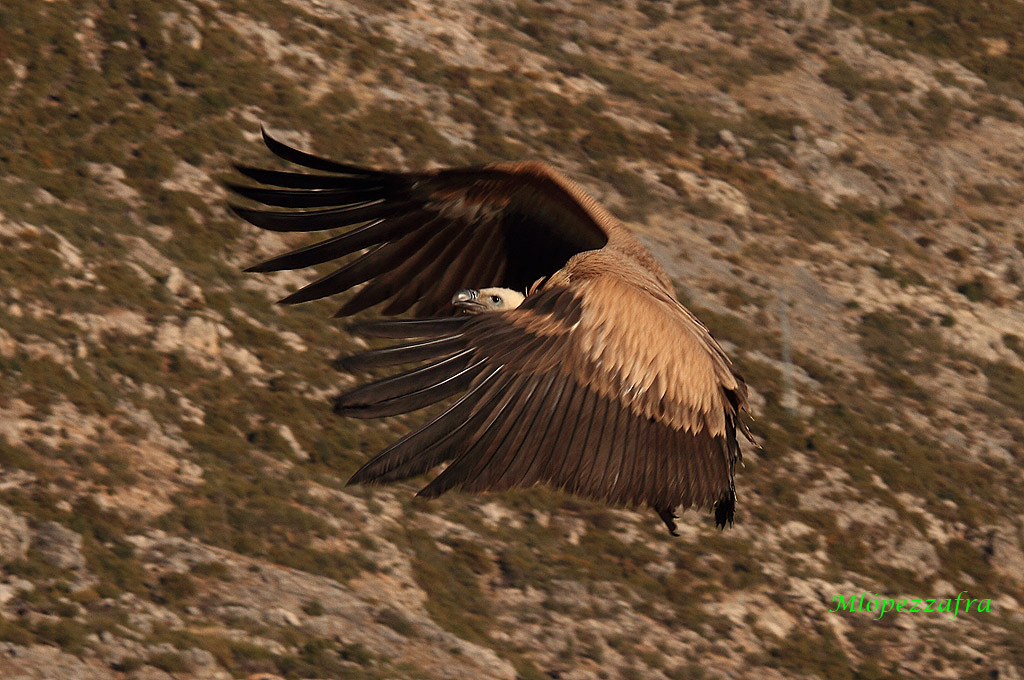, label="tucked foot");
[656,507,679,536]
[714,491,736,529]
